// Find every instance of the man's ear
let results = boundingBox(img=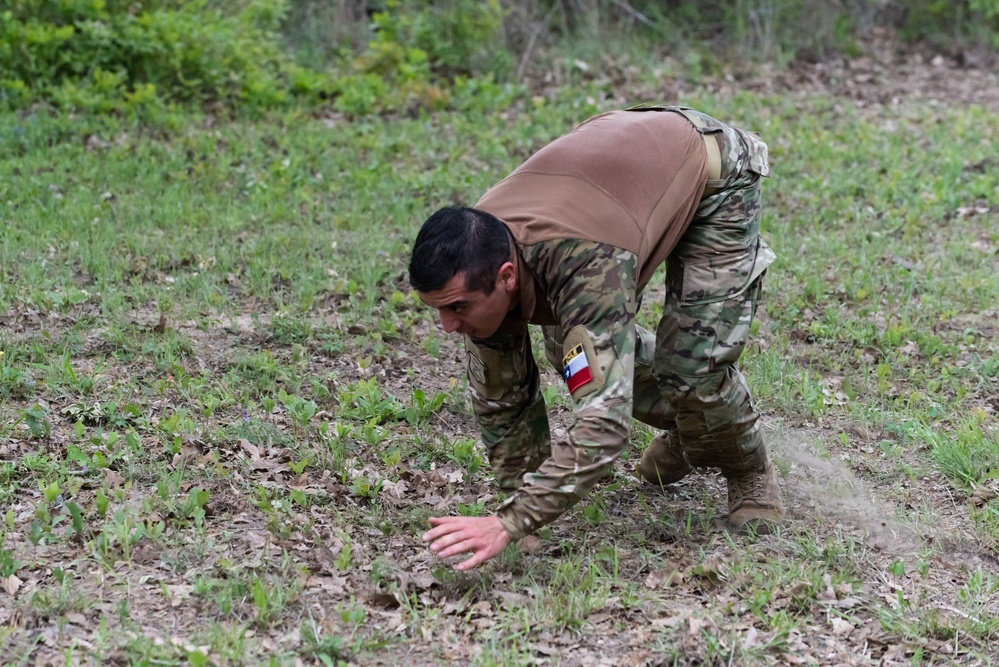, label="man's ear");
[496,261,517,293]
